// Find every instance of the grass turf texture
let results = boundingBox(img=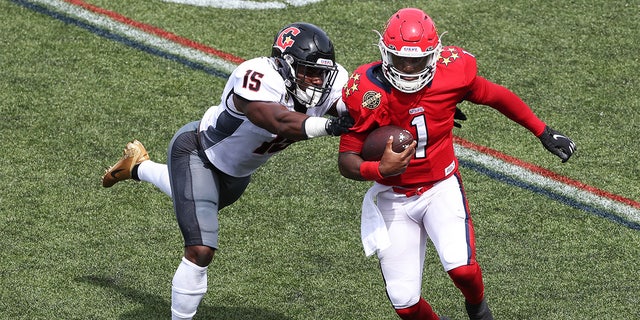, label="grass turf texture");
[1,0,639,319]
